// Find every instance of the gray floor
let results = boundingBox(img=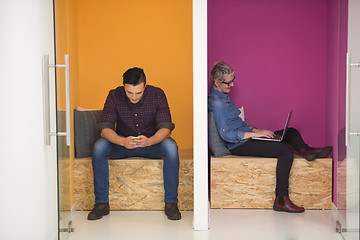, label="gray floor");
[65,209,359,240]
